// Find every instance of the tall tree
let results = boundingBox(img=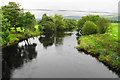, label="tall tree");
[54,14,65,31]
[77,15,100,31]
[39,14,55,34]
[1,14,10,44]
[64,19,77,30]
[22,12,36,31]
[2,2,22,32]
